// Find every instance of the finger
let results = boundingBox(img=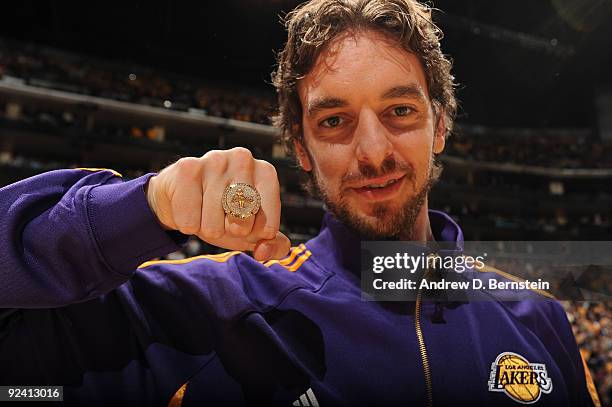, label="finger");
[253,231,291,262]
[251,160,281,241]
[171,179,203,235]
[224,149,256,238]
[200,152,227,240]
[202,231,290,261]
[203,234,257,252]
[169,158,203,235]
